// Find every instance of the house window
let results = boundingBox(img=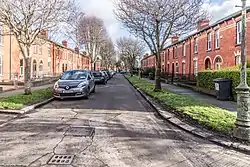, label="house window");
[167,49,170,60]
[0,26,2,44]
[205,58,211,70]
[182,43,186,57]
[194,38,198,53]
[167,64,170,73]
[237,21,242,44]
[48,45,51,57]
[182,62,186,75]
[0,55,2,75]
[33,45,37,54]
[39,60,43,71]
[173,47,175,59]
[39,45,42,55]
[194,60,198,76]
[20,59,24,75]
[214,57,222,70]
[176,63,179,73]
[207,32,212,50]
[48,61,51,72]
[175,46,178,58]
[32,59,37,78]
[215,30,220,49]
